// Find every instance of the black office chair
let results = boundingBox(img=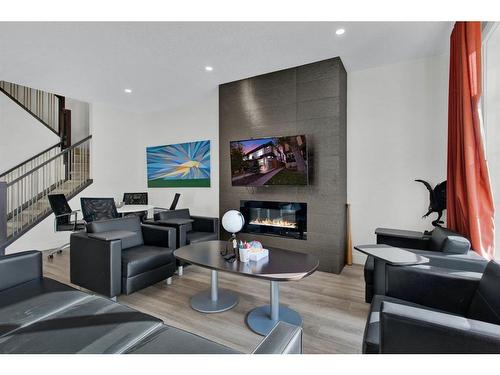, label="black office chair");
[169,193,181,210]
[123,192,148,205]
[80,198,119,223]
[47,194,85,259]
[122,192,149,222]
[152,193,181,217]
